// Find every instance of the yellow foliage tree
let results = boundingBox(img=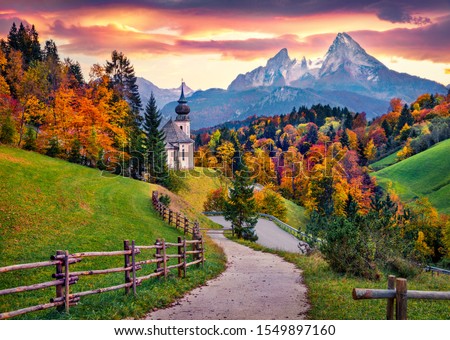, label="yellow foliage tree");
[396,138,413,161]
[363,139,377,161]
